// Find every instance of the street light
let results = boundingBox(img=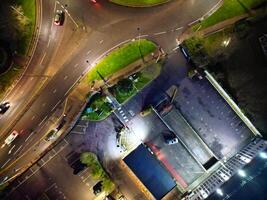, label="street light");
[259,151,267,159]
[237,169,246,177]
[216,188,224,196]
[137,27,144,63]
